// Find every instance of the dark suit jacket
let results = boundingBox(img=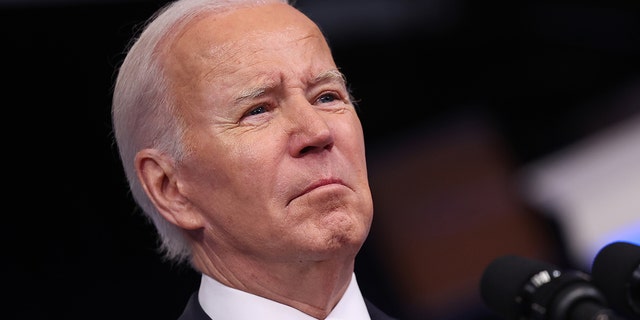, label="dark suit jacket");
[177,292,397,320]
